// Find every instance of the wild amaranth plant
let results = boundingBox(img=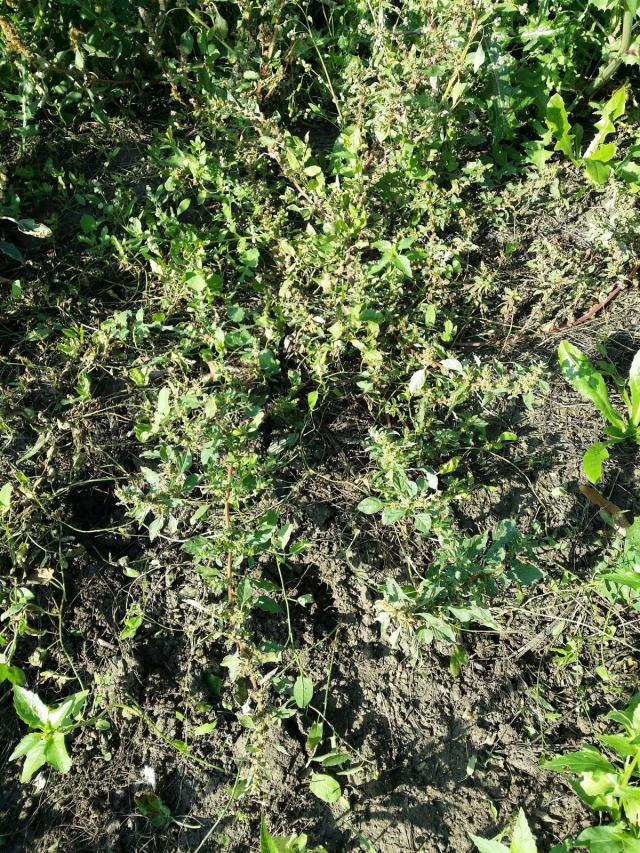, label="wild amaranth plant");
[9,685,87,782]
